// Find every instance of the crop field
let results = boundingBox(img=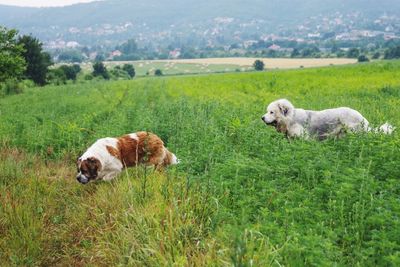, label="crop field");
[0,61,400,266]
[78,58,357,76]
